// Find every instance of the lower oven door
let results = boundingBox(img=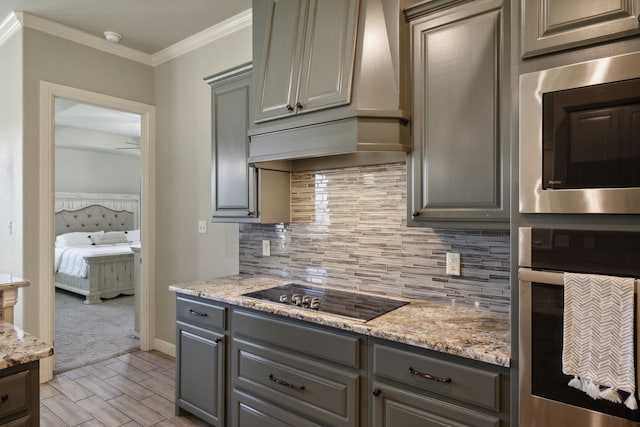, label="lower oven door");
[519,268,640,427]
